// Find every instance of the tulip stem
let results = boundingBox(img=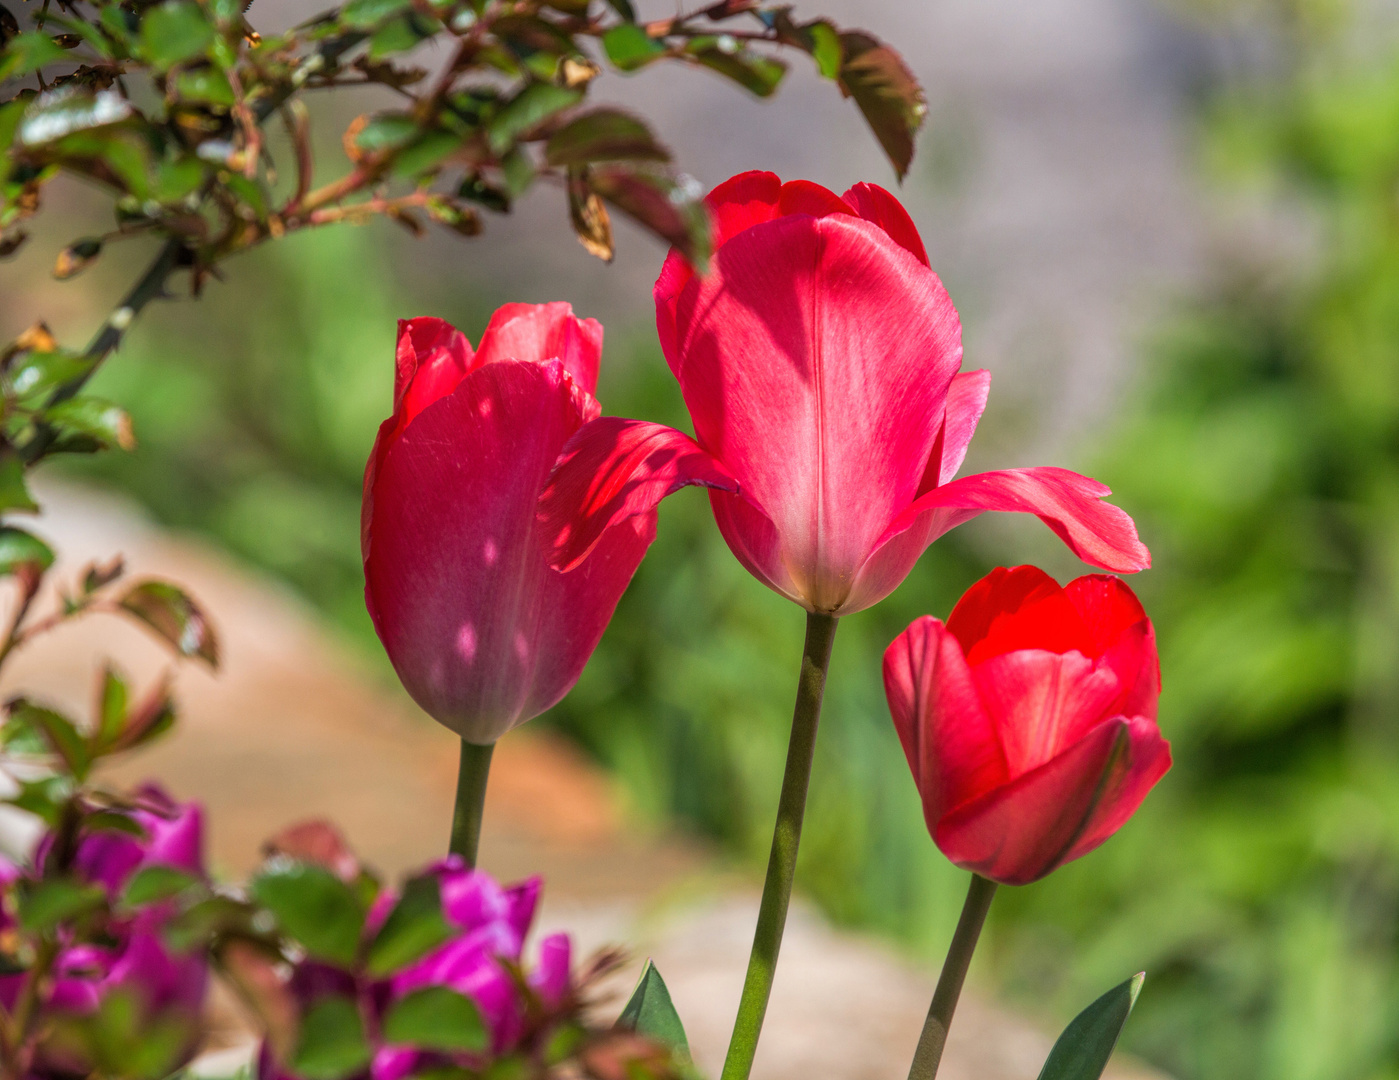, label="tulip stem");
[720,611,839,1080]
[449,738,494,867]
[906,873,998,1080]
